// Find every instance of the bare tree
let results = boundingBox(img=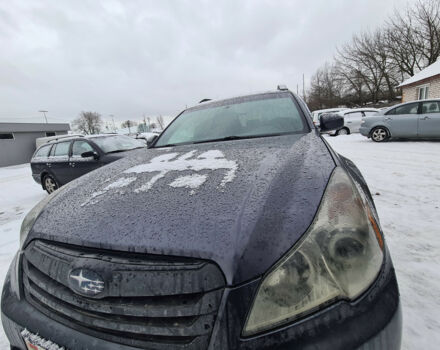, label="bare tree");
[156,115,165,130]
[121,120,138,128]
[334,59,366,106]
[307,63,344,110]
[385,0,440,76]
[72,111,103,135]
[308,0,440,109]
[412,0,440,65]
